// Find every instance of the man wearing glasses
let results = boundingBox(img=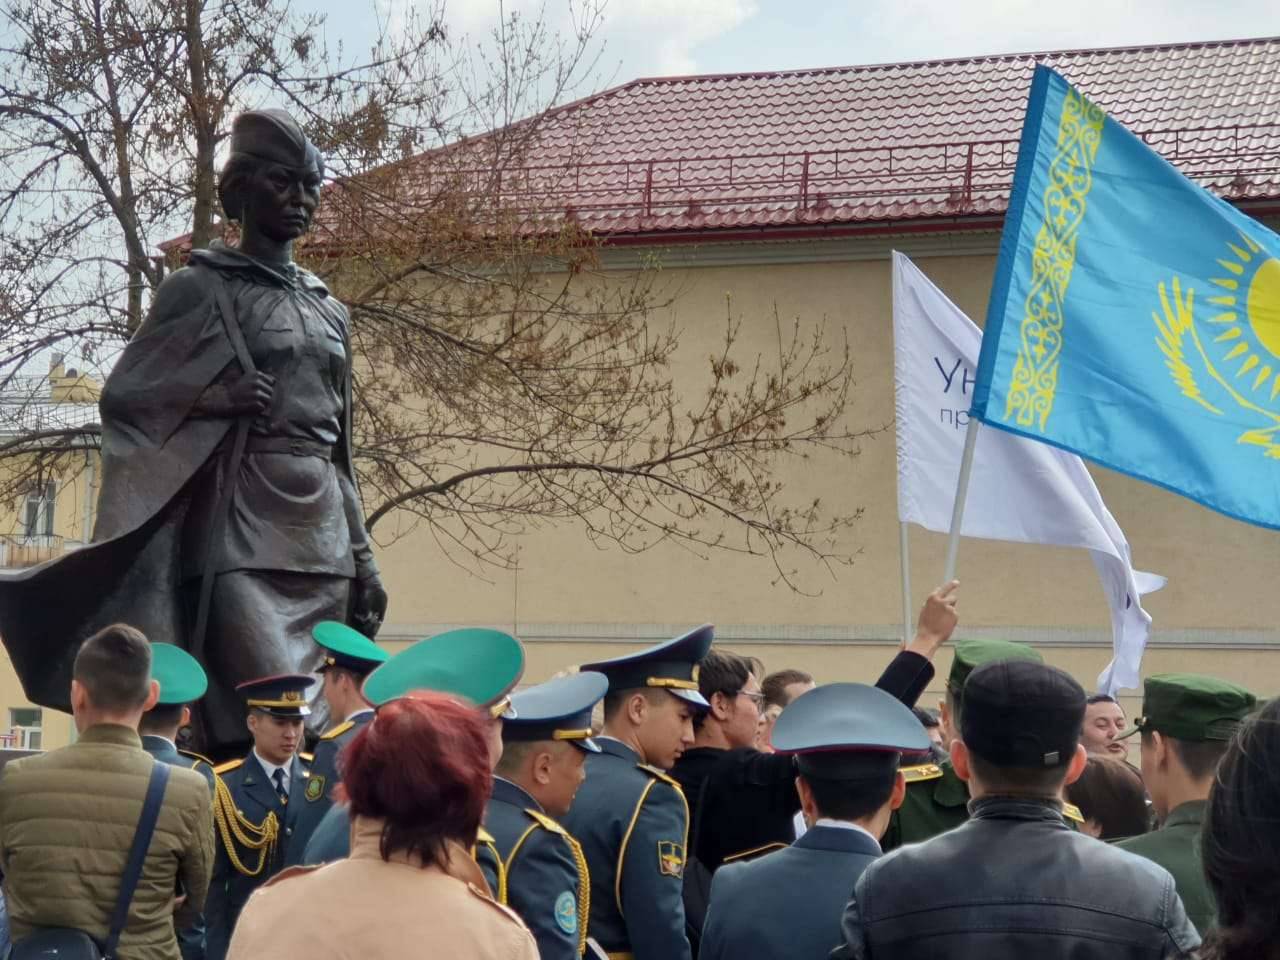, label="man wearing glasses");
[672,582,961,954]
